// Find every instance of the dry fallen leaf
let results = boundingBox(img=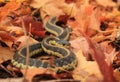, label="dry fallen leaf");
[31,0,64,19]
[14,36,38,49]
[81,30,118,82]
[96,0,116,7]
[72,49,103,82]
[31,0,77,19]
[70,37,91,58]
[0,0,120,82]
[21,68,49,82]
[0,78,24,82]
[0,1,21,22]
[0,46,14,63]
[114,69,120,82]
